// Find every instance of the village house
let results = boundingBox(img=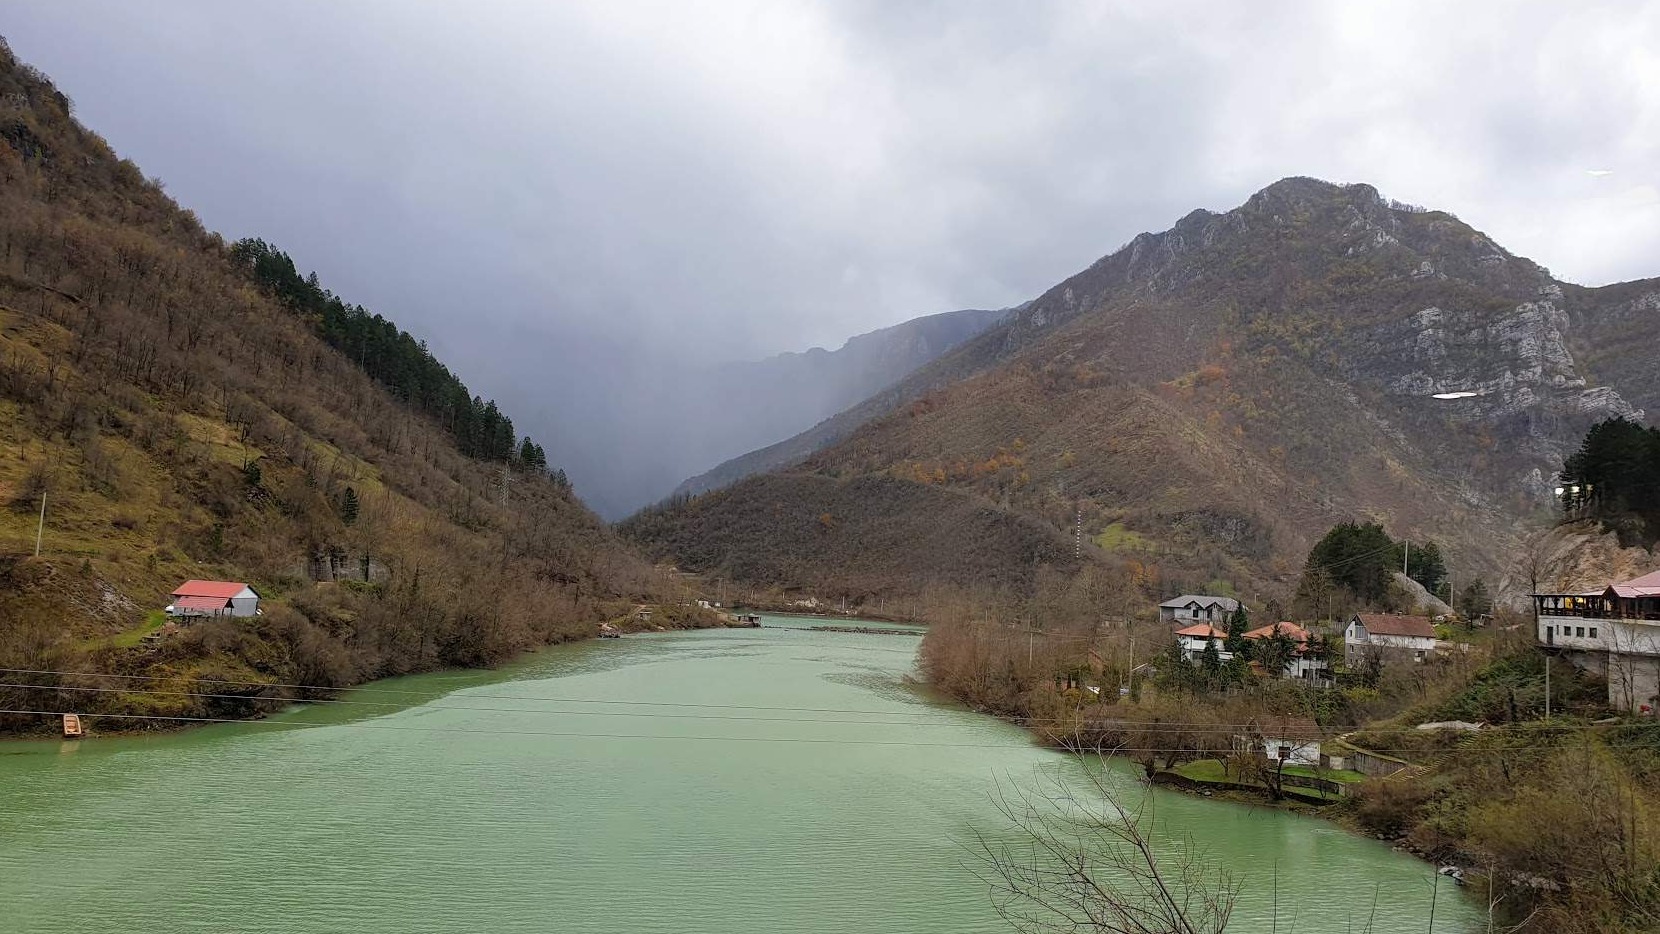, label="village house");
[1158,594,1241,624]
[1243,621,1330,681]
[1344,612,1436,663]
[1535,569,1660,714]
[1234,716,1322,766]
[166,580,260,618]
[1174,623,1230,663]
